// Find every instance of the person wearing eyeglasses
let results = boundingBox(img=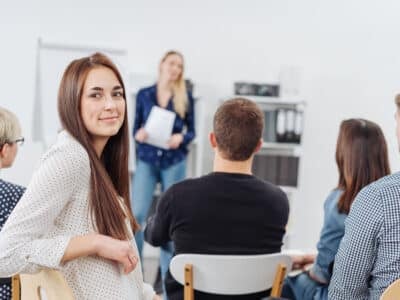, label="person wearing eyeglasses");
[0,107,25,300]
